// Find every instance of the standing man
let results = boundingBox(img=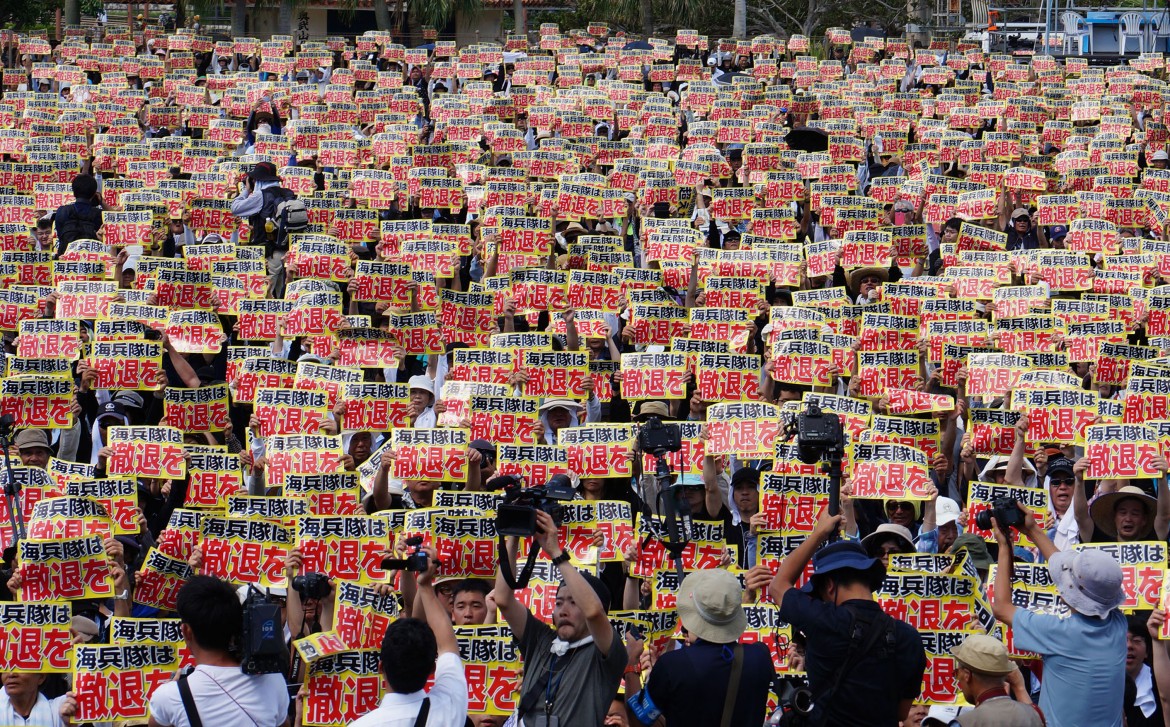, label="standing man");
[350,545,467,725]
[626,568,775,726]
[494,510,628,727]
[769,513,927,726]
[990,503,1126,727]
